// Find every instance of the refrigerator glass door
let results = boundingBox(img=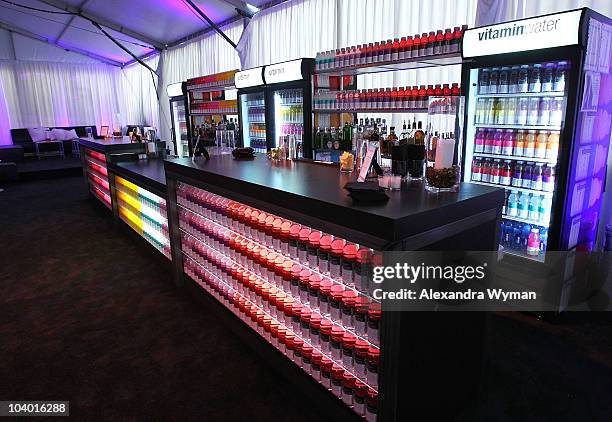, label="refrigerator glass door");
[240,92,267,153]
[273,88,305,157]
[463,61,571,262]
[172,99,189,157]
